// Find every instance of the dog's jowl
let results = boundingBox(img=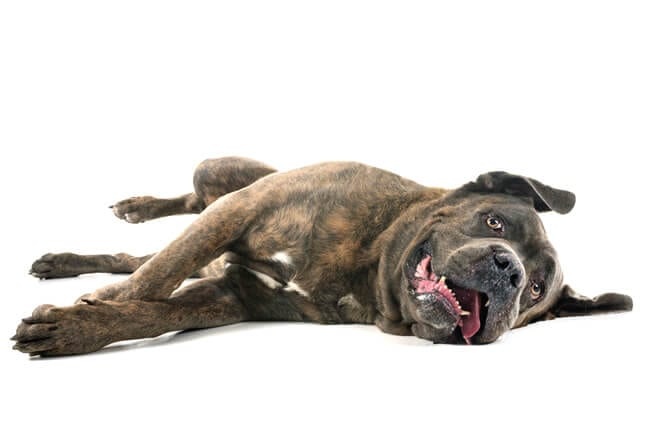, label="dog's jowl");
[13,158,633,356]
